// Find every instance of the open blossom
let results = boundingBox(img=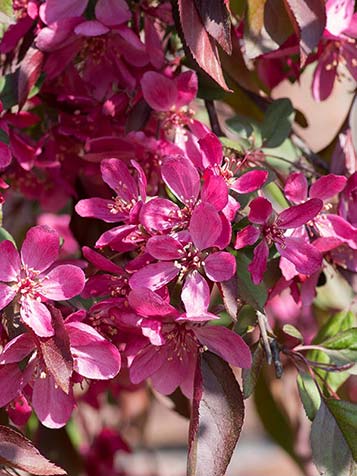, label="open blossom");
[0,309,121,428]
[312,0,357,101]
[0,226,85,337]
[126,276,251,397]
[235,197,323,284]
